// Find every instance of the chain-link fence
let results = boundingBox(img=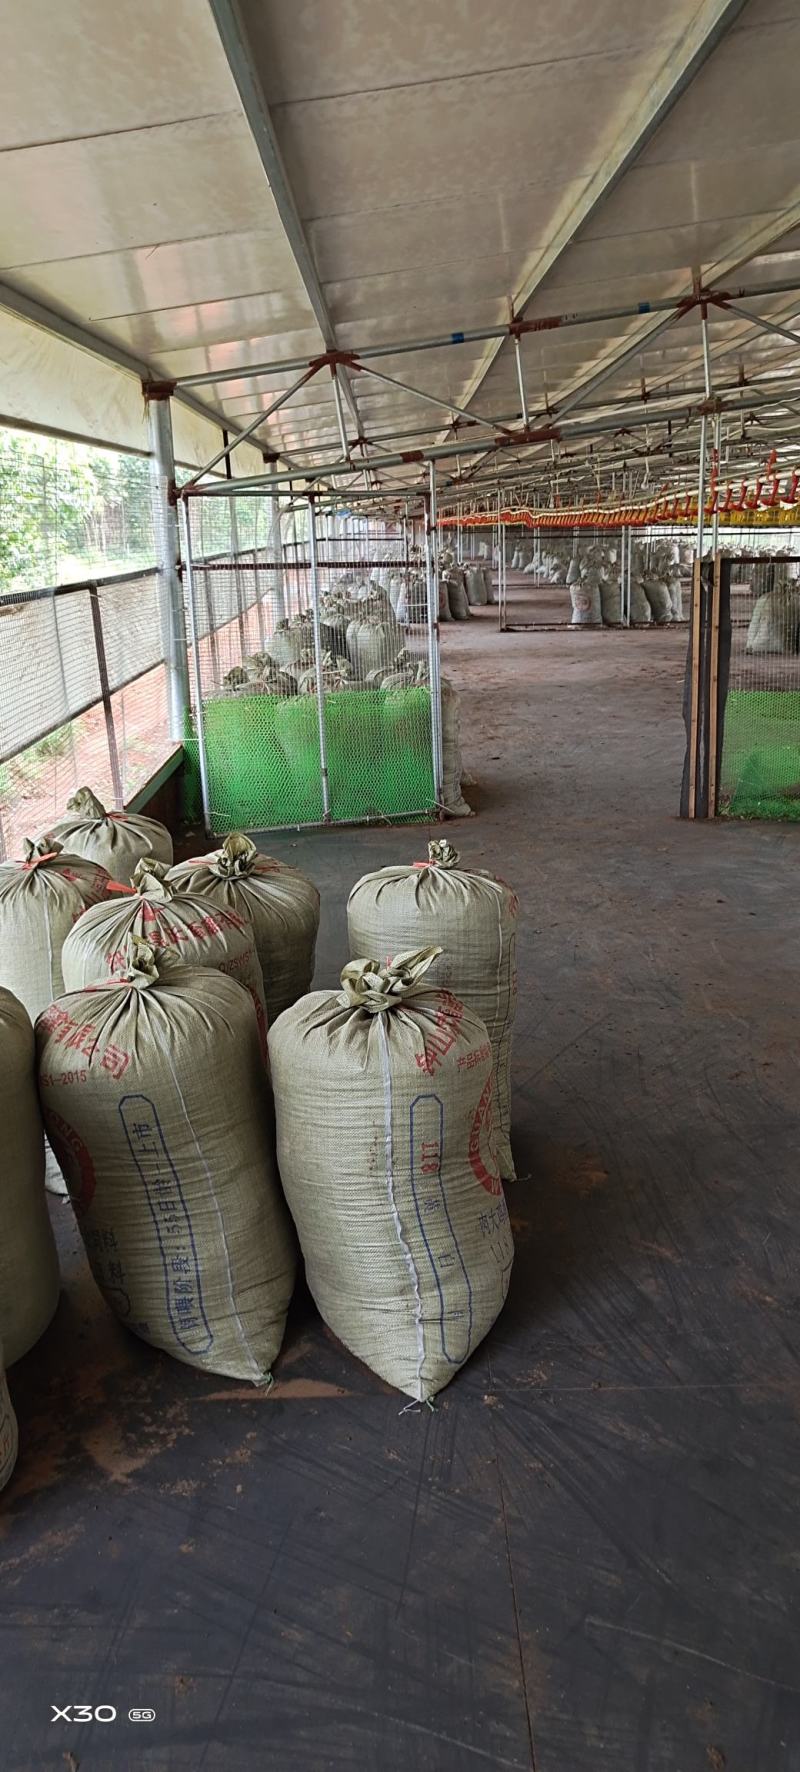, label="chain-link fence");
[182,493,439,834]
